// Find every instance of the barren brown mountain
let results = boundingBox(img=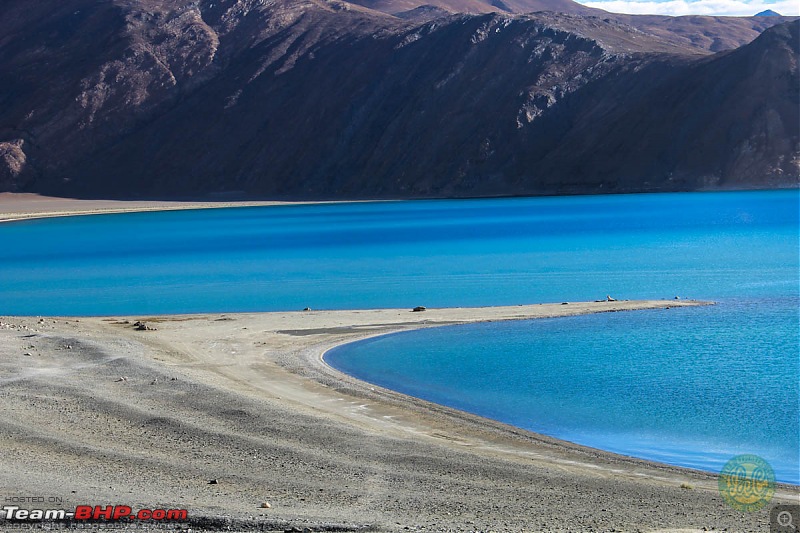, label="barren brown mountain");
[0,0,797,198]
